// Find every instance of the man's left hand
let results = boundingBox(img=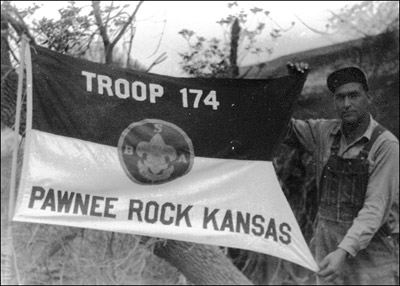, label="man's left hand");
[317,248,348,282]
[286,62,310,74]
